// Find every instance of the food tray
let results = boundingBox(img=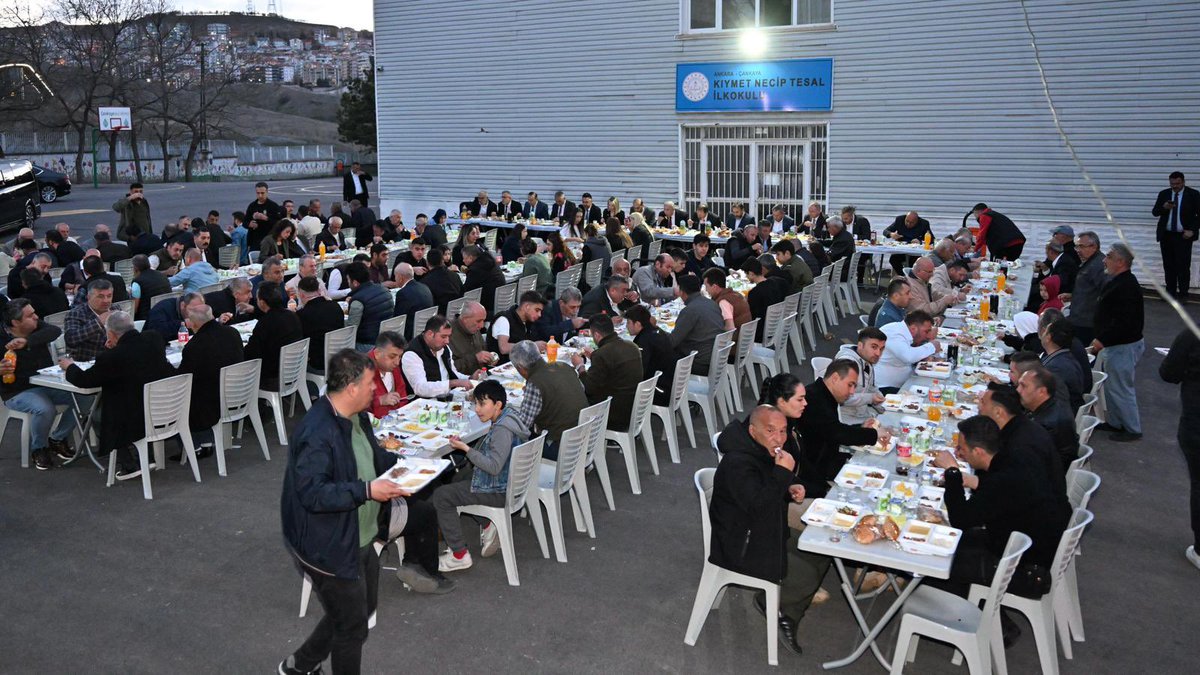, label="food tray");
[913,361,953,378]
[379,457,451,492]
[834,464,890,490]
[897,521,963,556]
[801,499,864,531]
[855,436,897,456]
[917,485,946,510]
